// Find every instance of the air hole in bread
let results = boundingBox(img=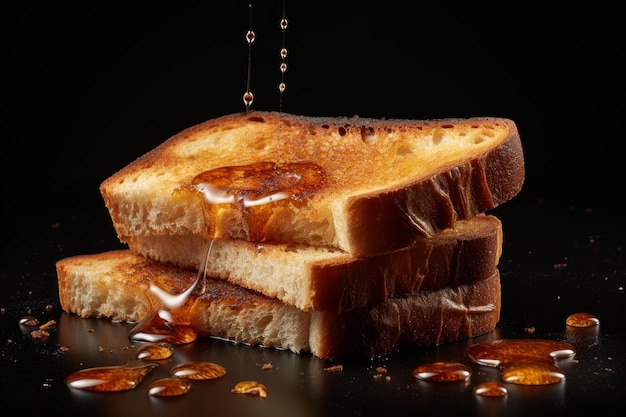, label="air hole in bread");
[432,130,445,145]
[256,314,273,330]
[338,127,347,136]
[396,144,414,156]
[252,138,270,150]
[481,129,496,138]
[360,126,377,144]
[473,135,487,144]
